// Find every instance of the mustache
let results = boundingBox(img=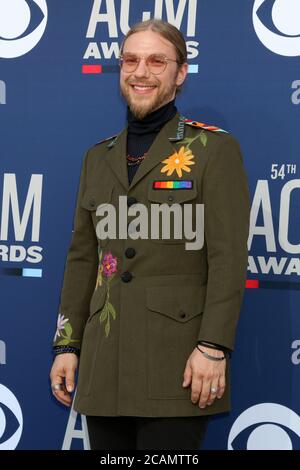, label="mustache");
[127,79,158,86]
